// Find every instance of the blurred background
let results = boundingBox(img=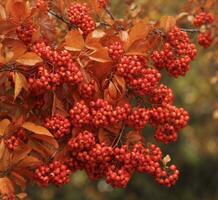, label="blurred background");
[28,0,218,199]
